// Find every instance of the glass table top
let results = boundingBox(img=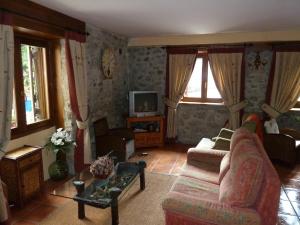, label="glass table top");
[73,162,140,208]
[49,162,140,200]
